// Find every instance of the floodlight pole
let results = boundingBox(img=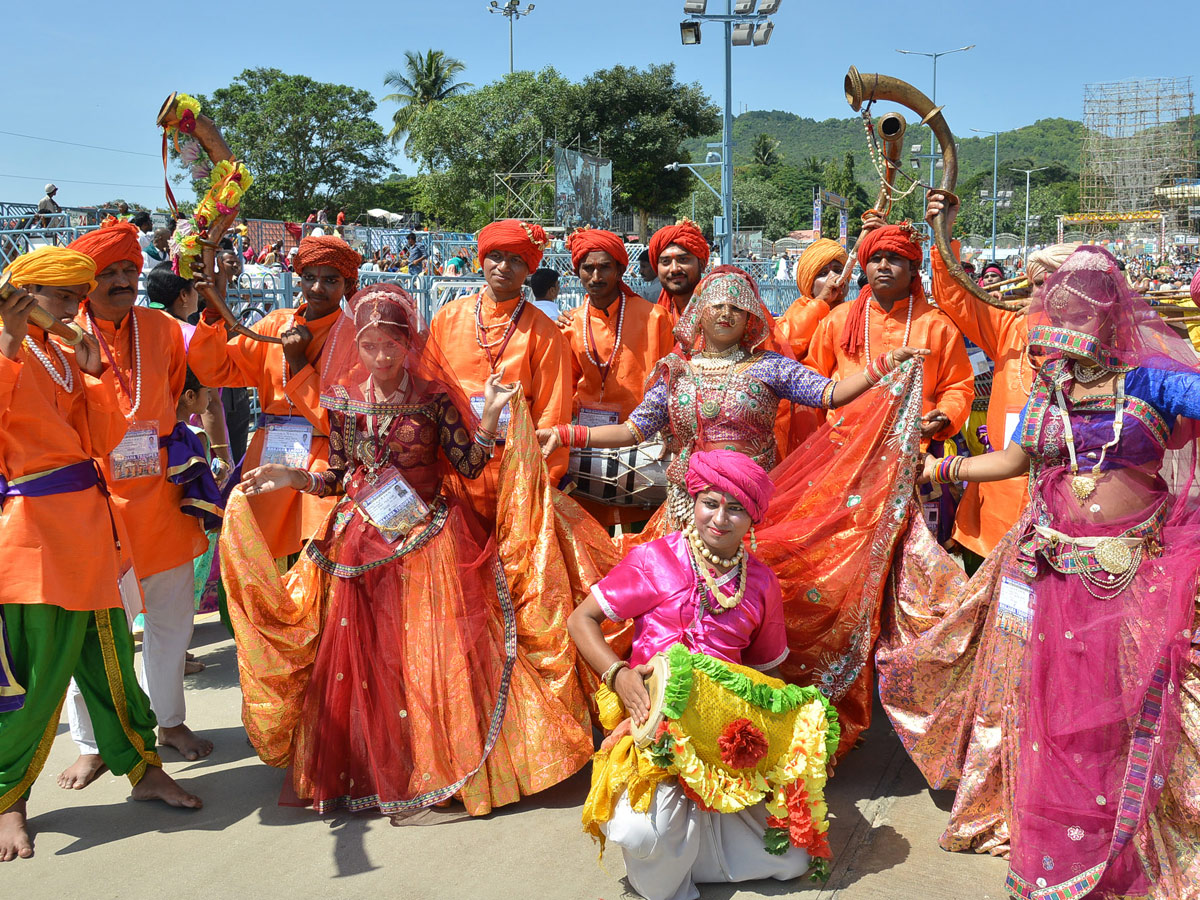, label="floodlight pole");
[972,128,1001,262]
[1012,166,1049,263]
